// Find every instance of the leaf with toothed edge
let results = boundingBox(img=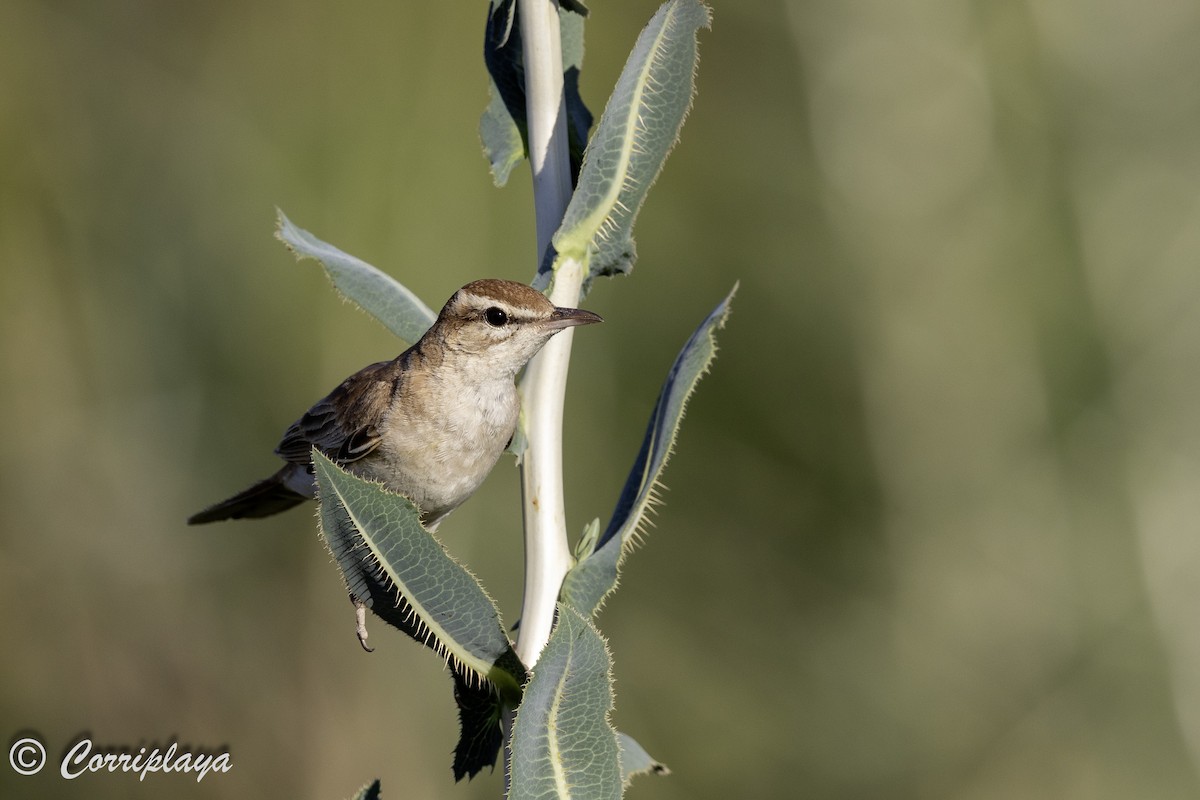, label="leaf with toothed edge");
[561,284,735,617]
[508,605,621,800]
[550,0,711,293]
[453,671,507,781]
[347,779,382,800]
[275,209,437,346]
[617,732,670,788]
[312,451,526,704]
[480,0,593,188]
